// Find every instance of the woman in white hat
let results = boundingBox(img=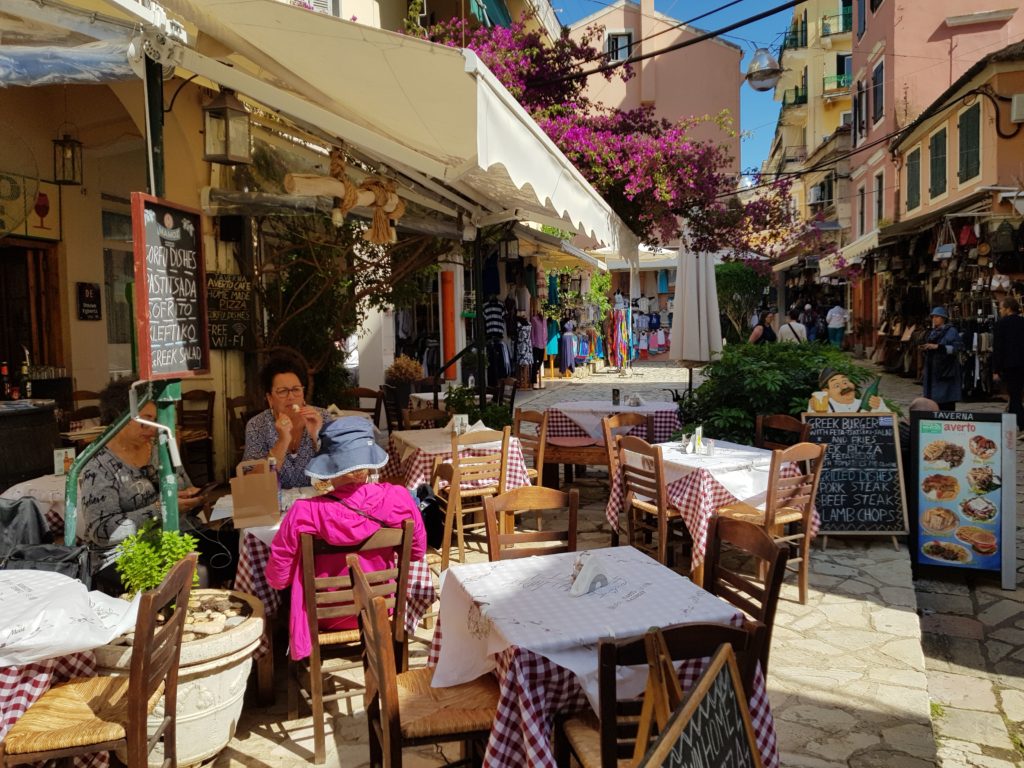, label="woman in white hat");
[264,416,426,661]
[921,306,963,410]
